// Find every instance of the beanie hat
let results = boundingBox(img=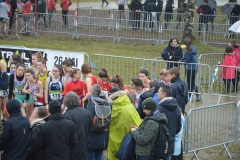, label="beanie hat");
[142,97,157,111]
[204,0,208,3]
[49,100,62,114]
